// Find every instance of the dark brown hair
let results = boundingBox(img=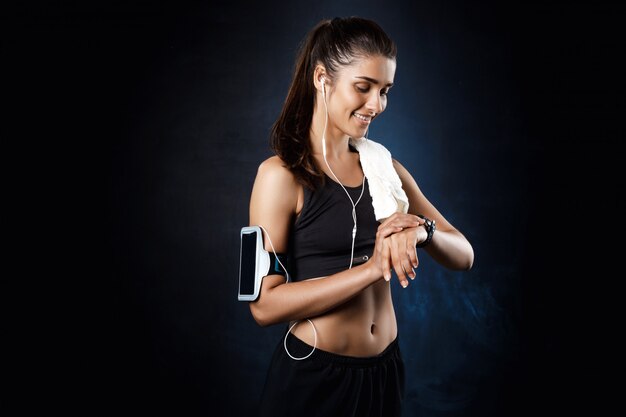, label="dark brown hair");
[270,17,397,189]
